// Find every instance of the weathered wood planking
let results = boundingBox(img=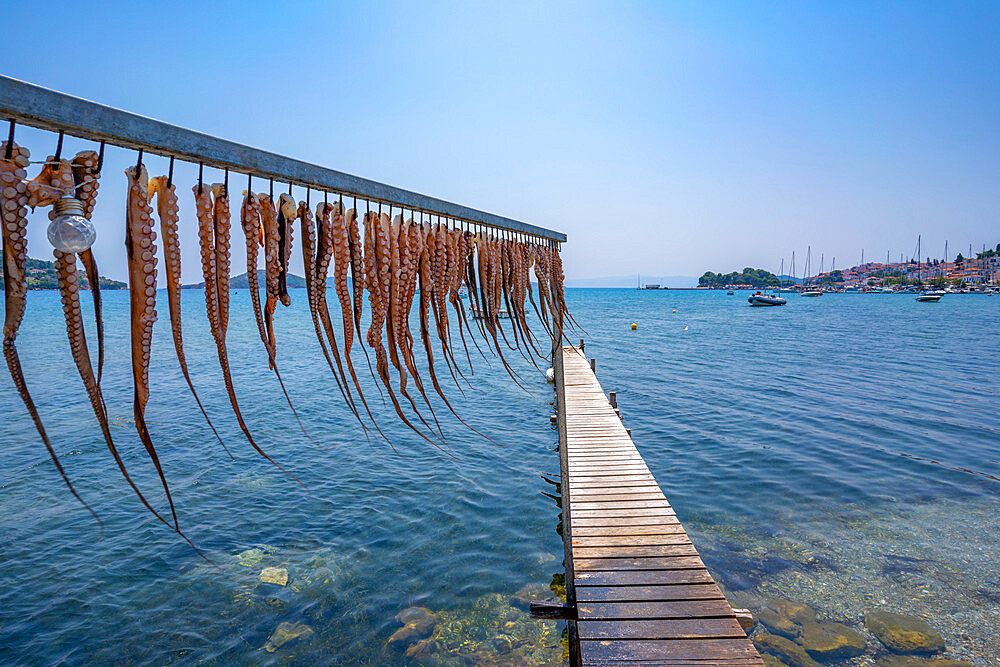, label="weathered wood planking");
[556,346,762,666]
